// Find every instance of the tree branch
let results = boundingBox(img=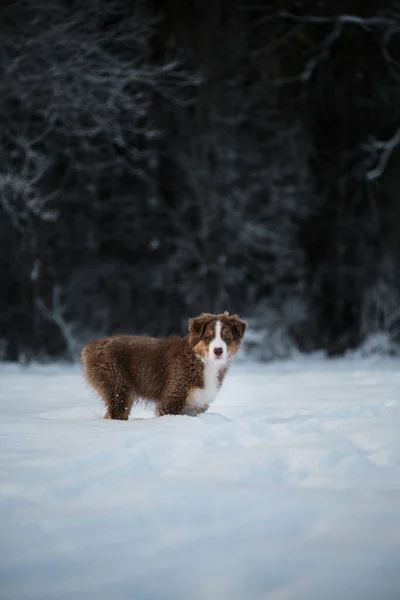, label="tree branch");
[364,126,400,180]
